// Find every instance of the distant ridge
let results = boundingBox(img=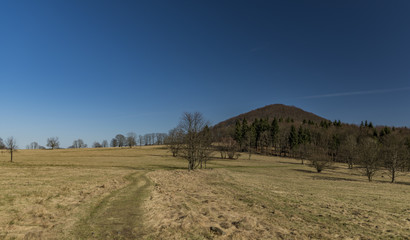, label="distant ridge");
[214,104,328,129]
